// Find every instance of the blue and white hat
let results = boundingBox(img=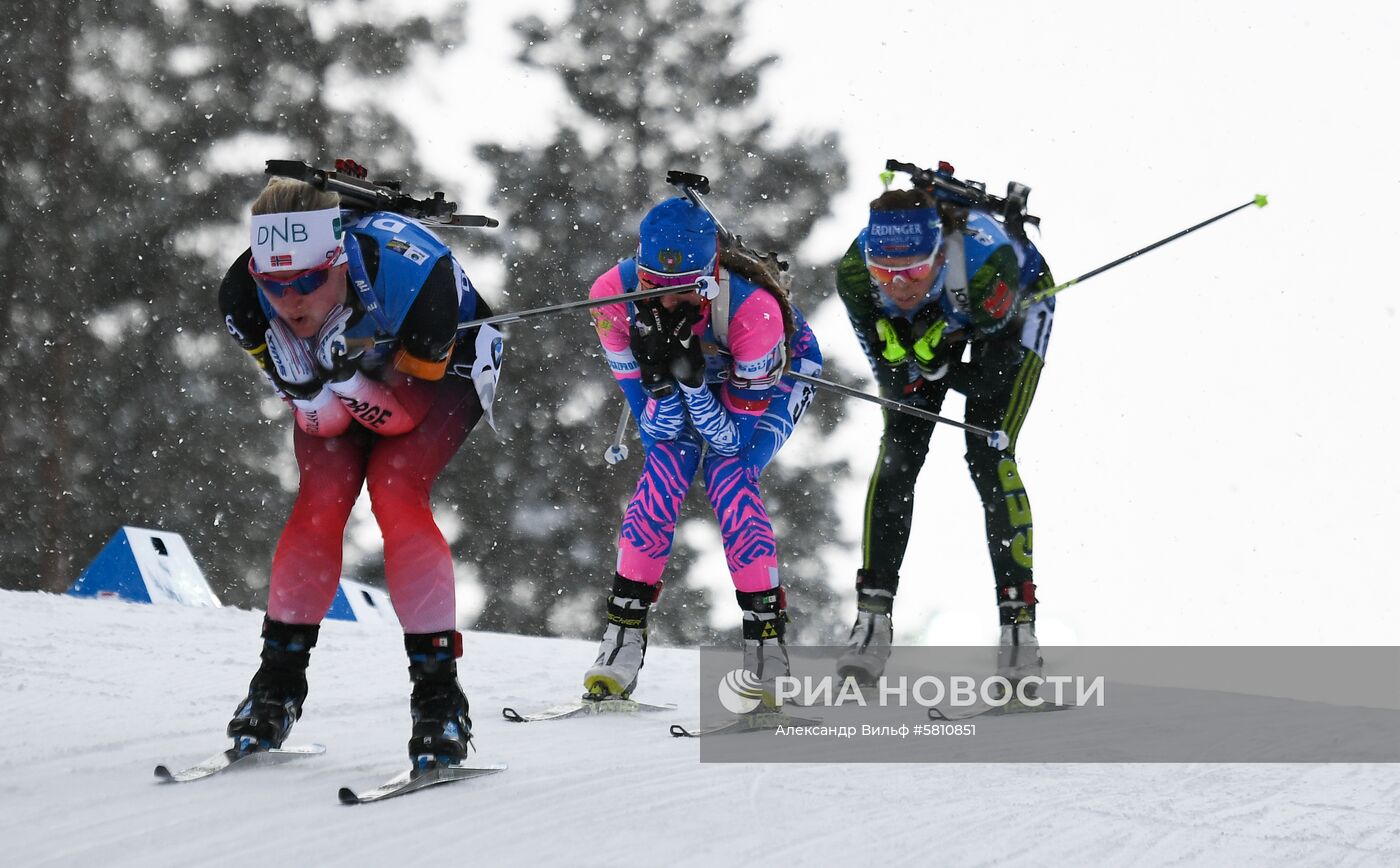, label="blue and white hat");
[638,197,718,275]
[865,206,941,259]
[250,207,346,273]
